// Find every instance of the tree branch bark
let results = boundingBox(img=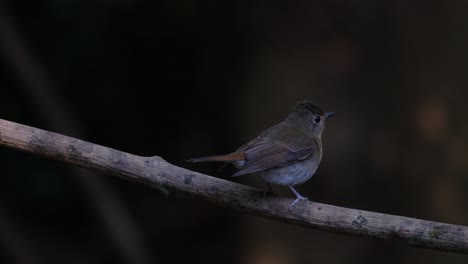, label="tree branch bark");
[0,118,467,254]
